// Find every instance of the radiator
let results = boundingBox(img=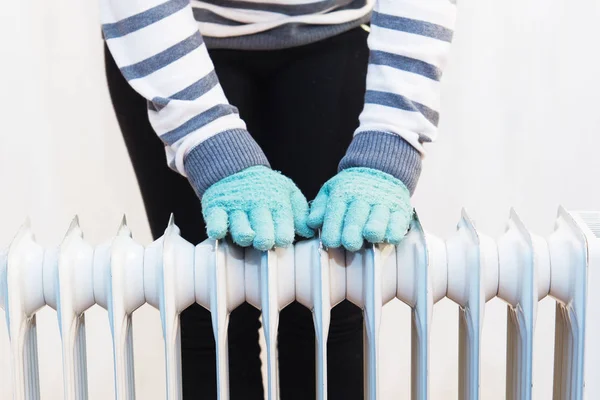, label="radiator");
[1,207,599,400]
